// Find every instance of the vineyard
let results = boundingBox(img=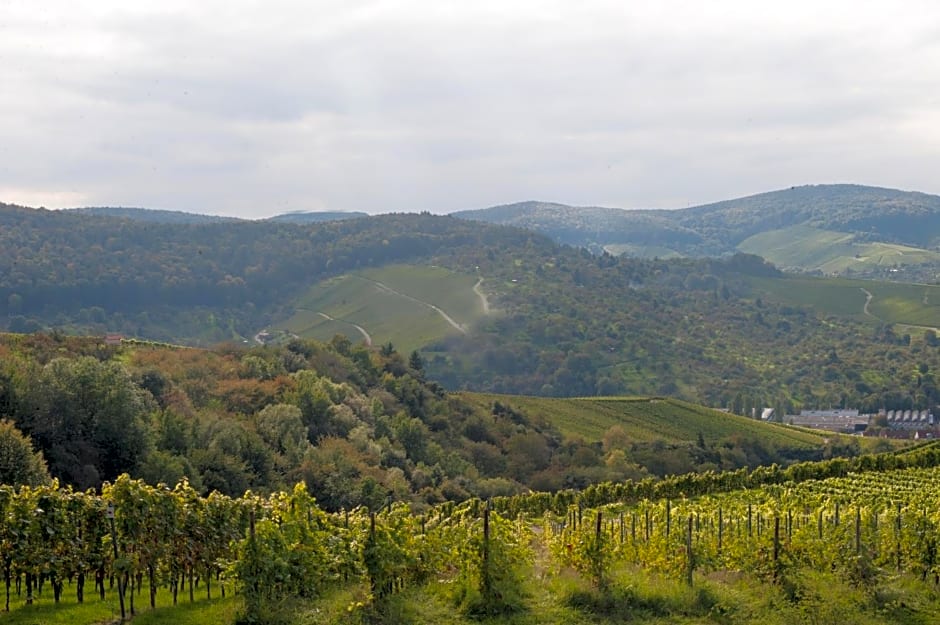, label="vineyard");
[5,445,940,623]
